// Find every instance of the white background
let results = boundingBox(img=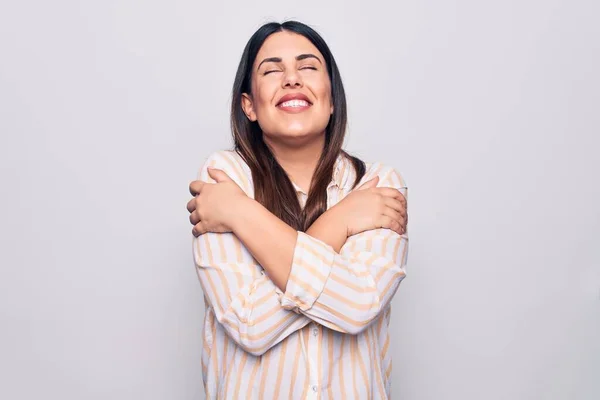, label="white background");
[1,0,598,399]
